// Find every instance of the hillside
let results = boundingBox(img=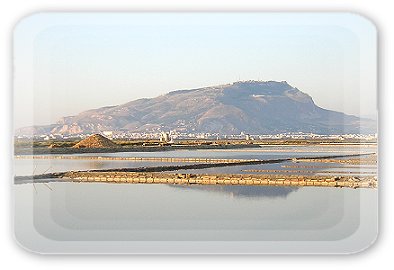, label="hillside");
[16,81,375,135]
